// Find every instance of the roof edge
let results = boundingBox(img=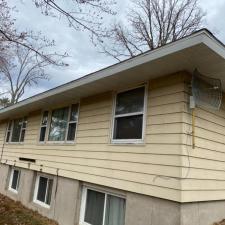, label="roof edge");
[0,29,224,115]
